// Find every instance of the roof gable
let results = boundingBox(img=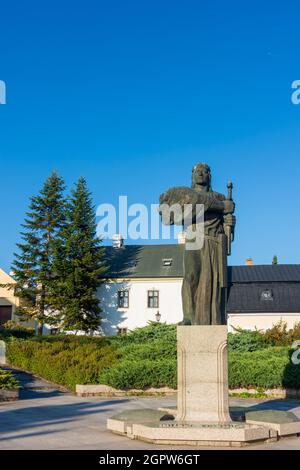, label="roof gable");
[0,268,16,285]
